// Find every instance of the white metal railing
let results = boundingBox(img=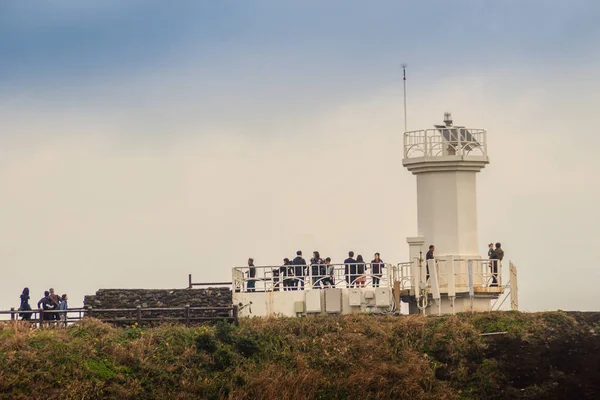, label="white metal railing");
[398,257,502,294]
[471,258,502,288]
[396,262,413,291]
[233,257,501,295]
[233,263,394,293]
[404,128,487,159]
